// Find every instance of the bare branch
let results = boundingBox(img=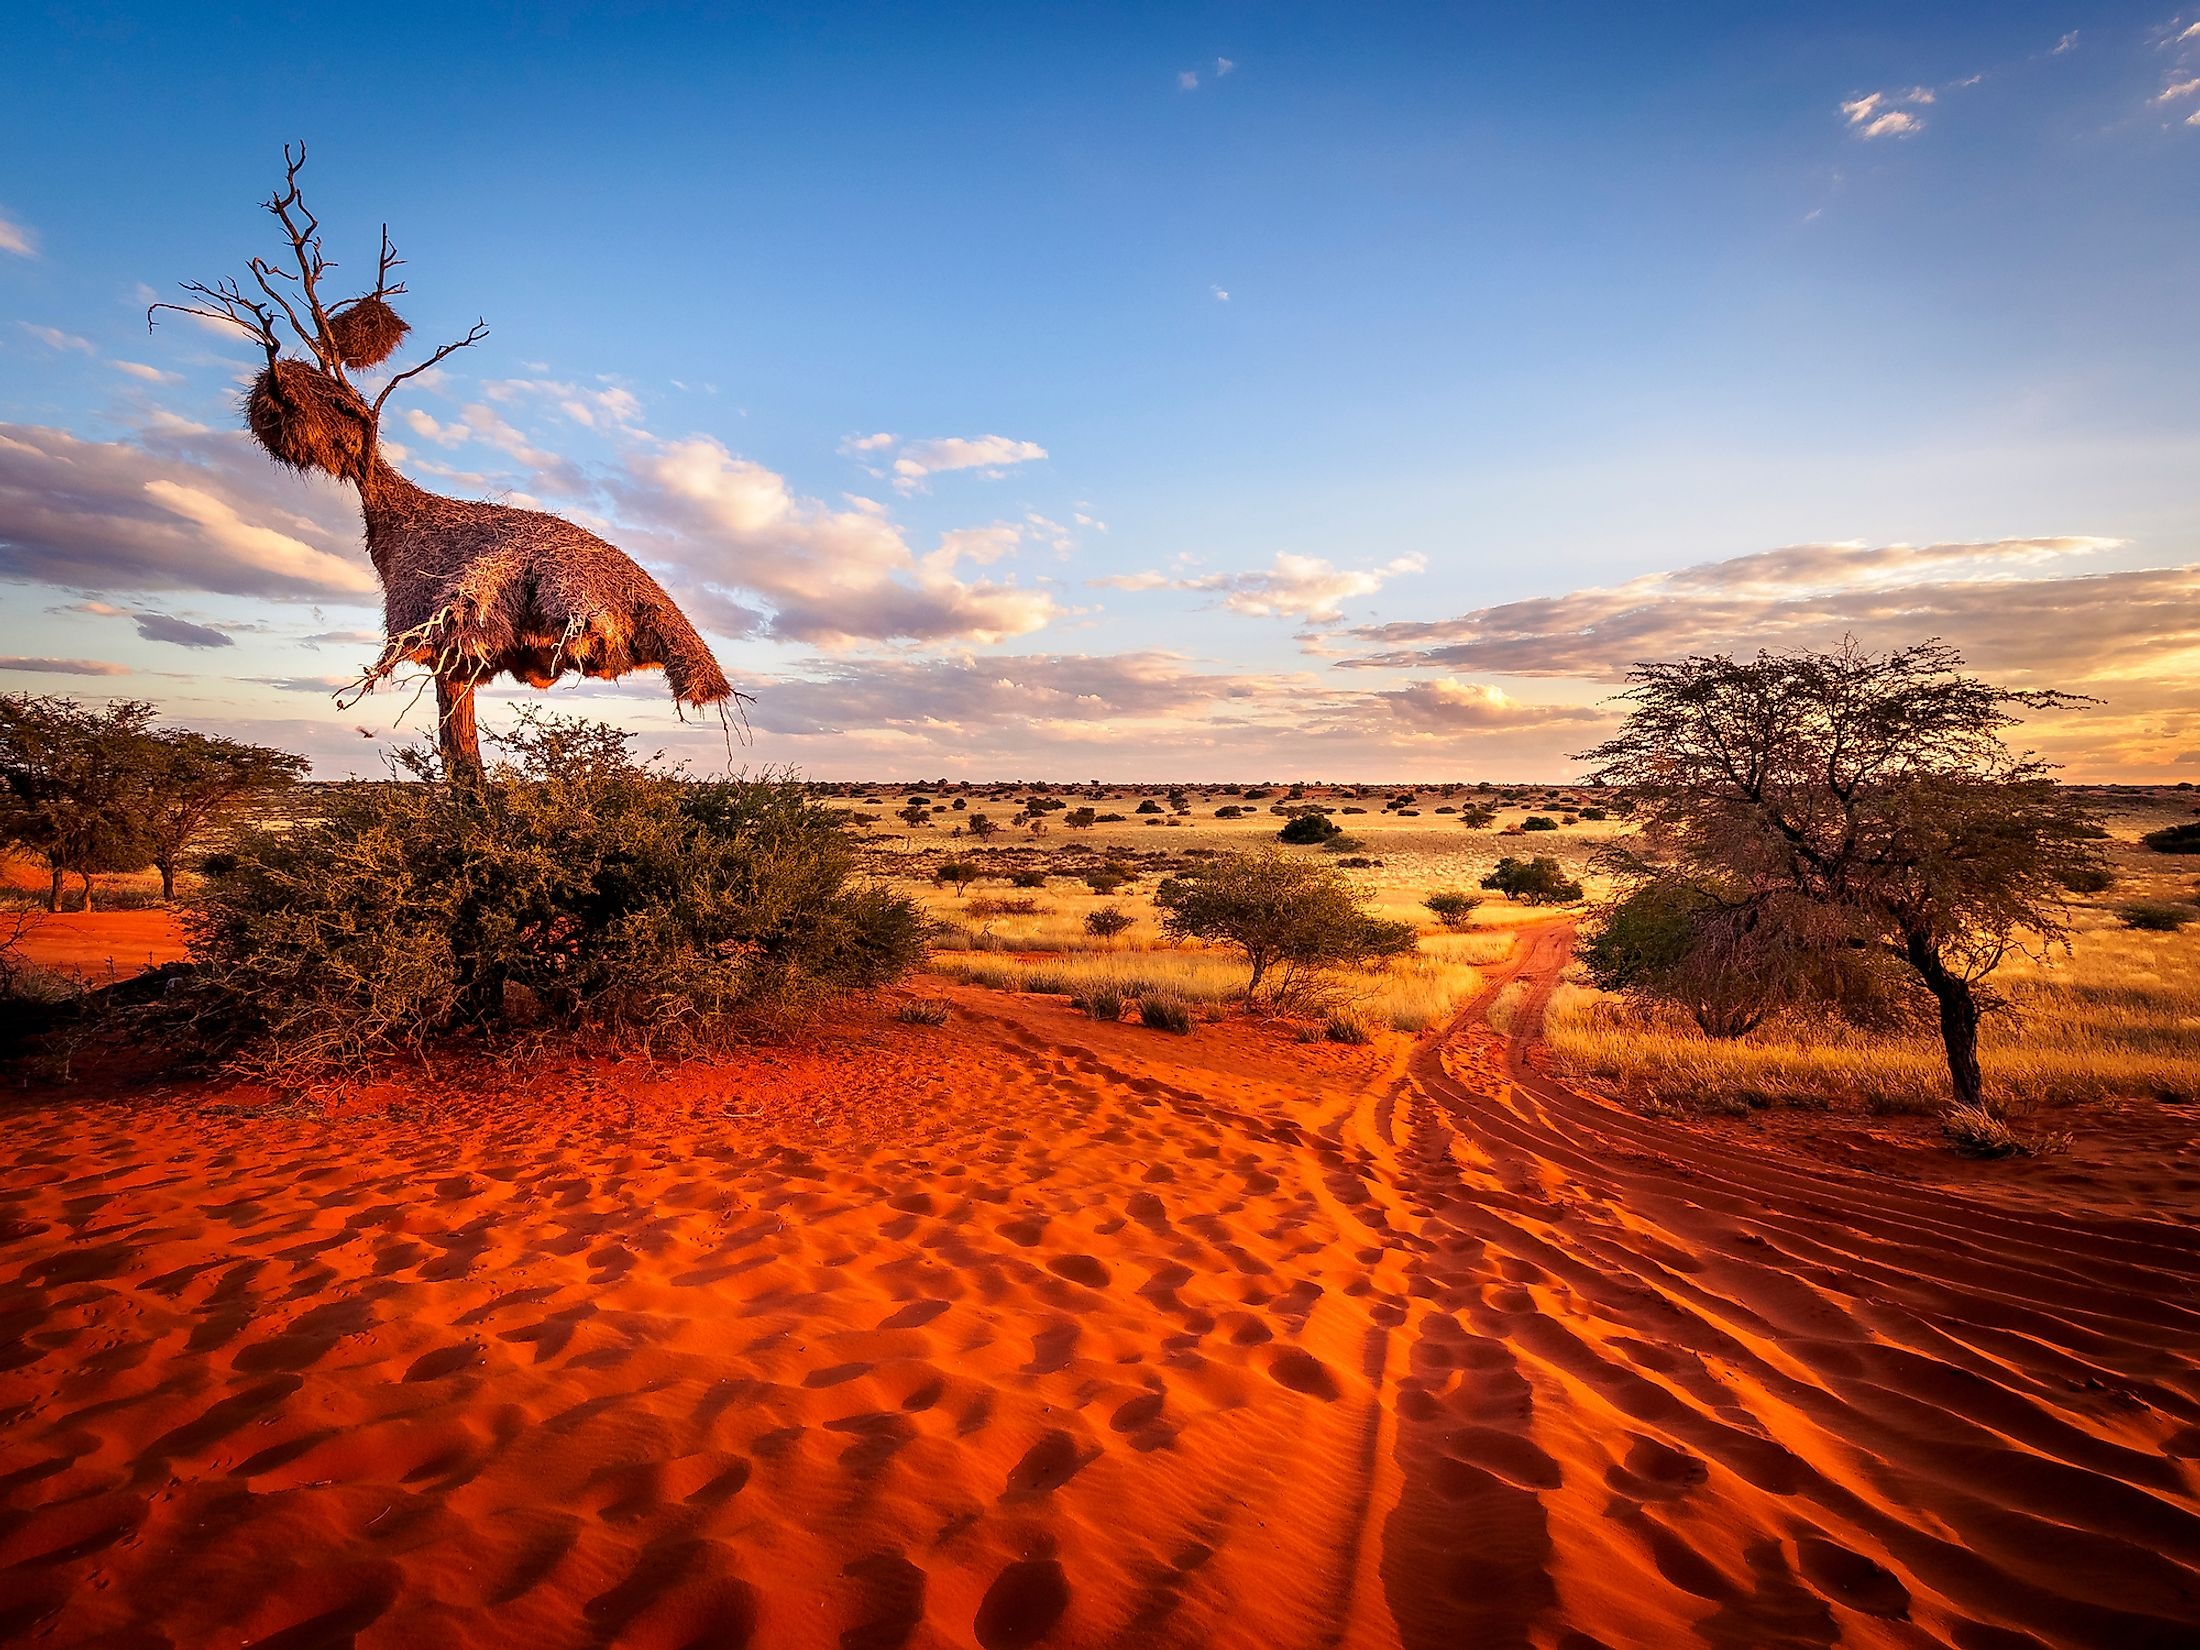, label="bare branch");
[372,321,489,417]
[256,140,347,376]
[148,278,281,367]
[371,224,407,299]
